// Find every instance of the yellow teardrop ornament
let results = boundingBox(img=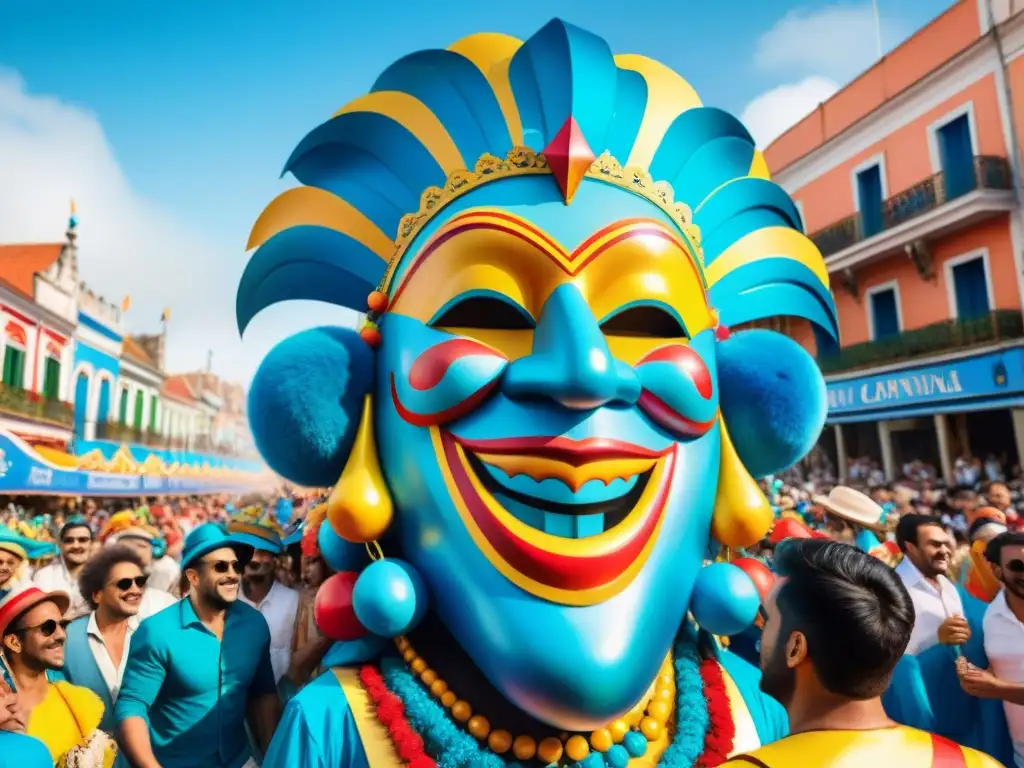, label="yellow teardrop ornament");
[327,395,394,543]
[711,419,772,549]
